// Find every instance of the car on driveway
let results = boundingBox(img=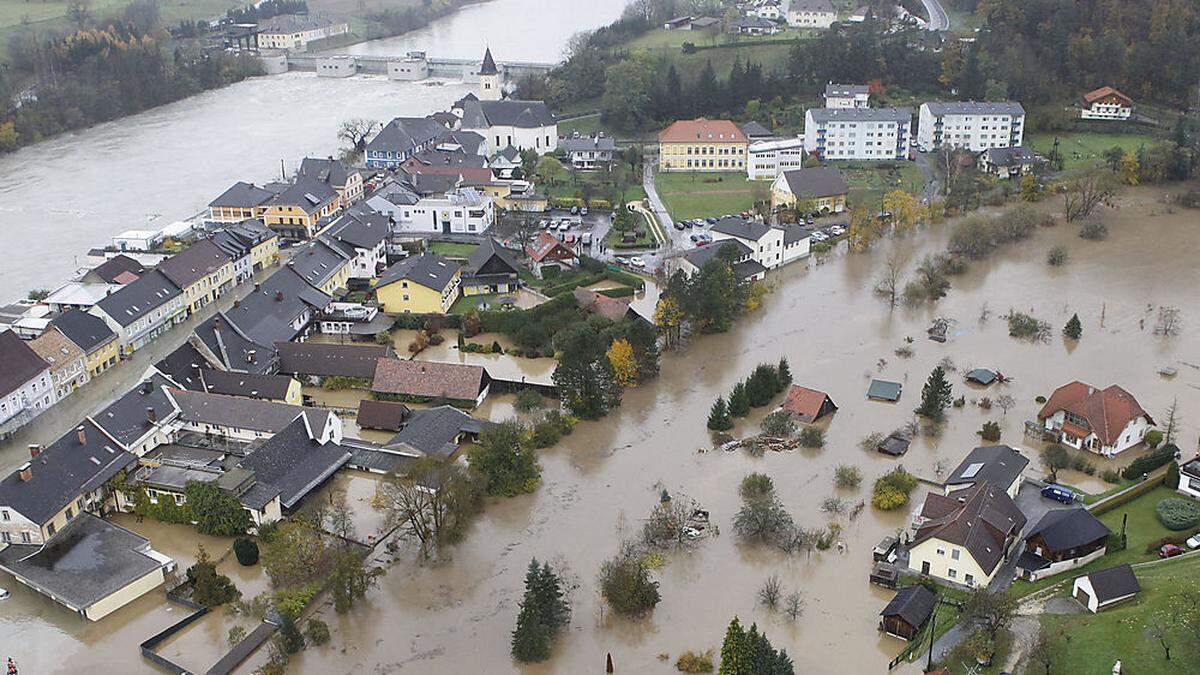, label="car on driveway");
[1040,484,1076,504]
[1187,533,1200,549]
[1160,543,1186,558]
